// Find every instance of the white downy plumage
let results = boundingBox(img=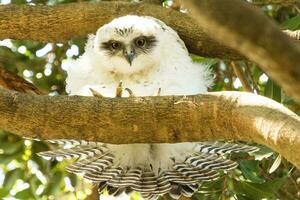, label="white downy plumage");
[39,16,258,199]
